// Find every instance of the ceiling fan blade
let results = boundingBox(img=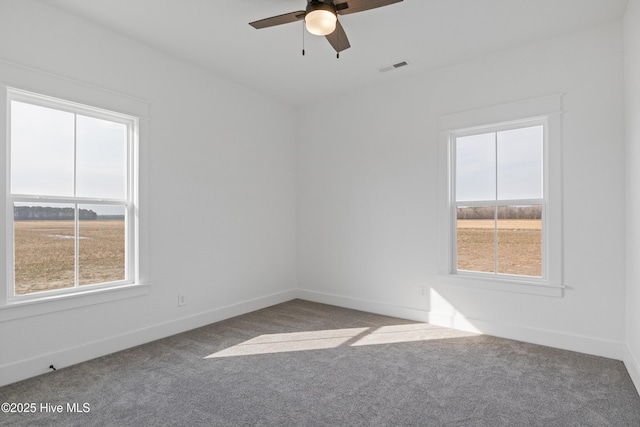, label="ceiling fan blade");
[335,0,403,15]
[325,20,351,52]
[249,11,305,29]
